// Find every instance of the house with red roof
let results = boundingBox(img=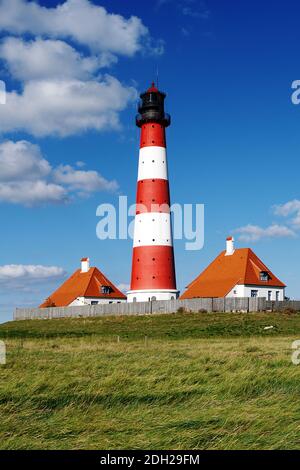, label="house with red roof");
[180,237,286,301]
[40,258,126,307]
